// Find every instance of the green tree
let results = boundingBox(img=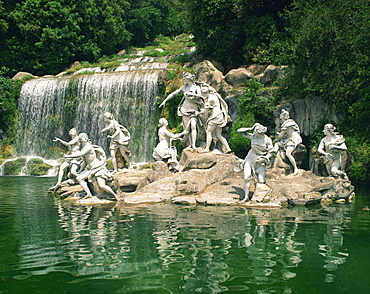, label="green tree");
[8,0,80,74]
[184,0,292,70]
[126,0,186,46]
[72,0,131,61]
[279,0,370,134]
[1,0,131,75]
[0,67,22,144]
